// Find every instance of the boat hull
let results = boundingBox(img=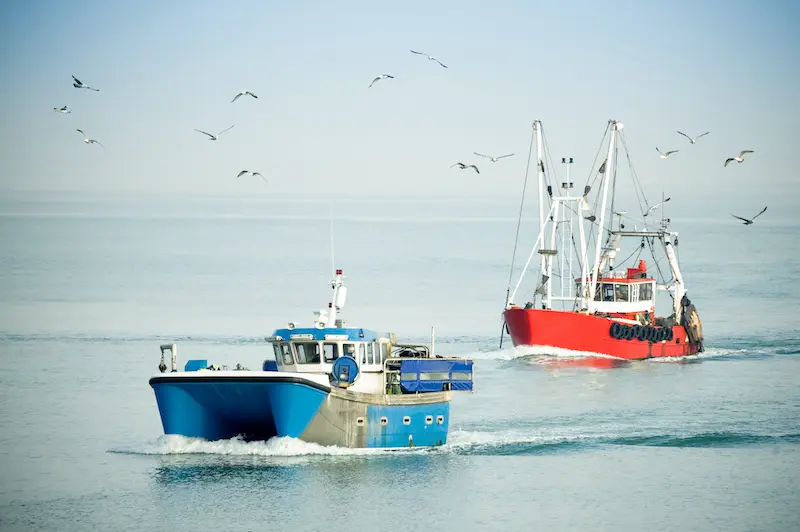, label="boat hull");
[503,307,700,360]
[149,373,451,448]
